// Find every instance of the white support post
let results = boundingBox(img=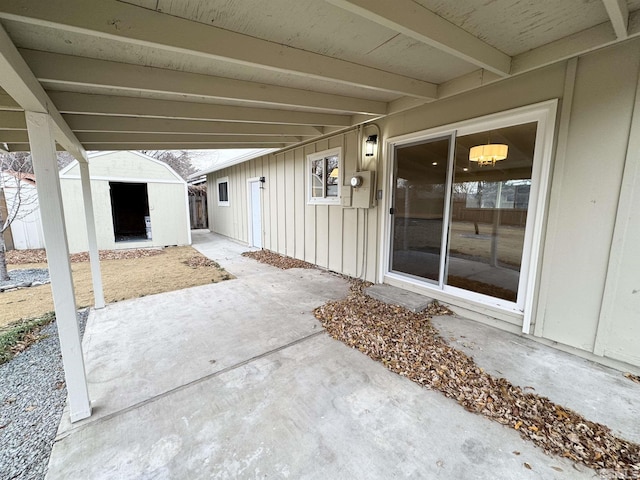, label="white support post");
[78,160,105,309]
[26,111,91,422]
